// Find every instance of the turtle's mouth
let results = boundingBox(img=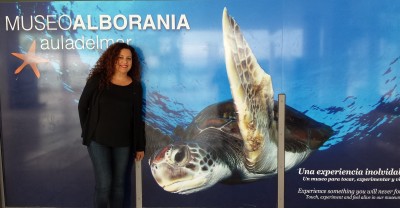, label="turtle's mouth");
[163,177,208,194]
